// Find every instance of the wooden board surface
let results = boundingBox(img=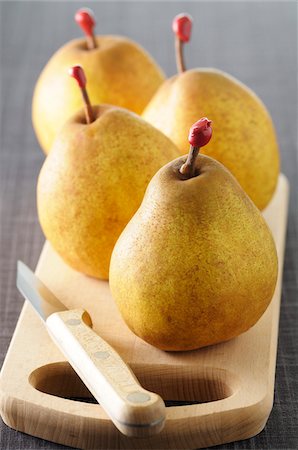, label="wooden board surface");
[0,174,289,450]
